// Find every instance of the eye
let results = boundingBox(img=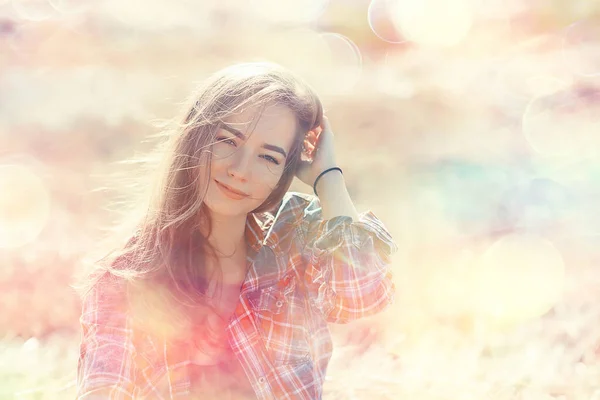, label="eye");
[261,155,280,165]
[216,136,236,146]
